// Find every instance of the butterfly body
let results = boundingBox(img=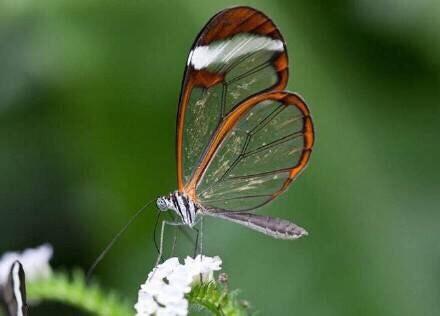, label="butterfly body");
[159,6,314,240]
[156,192,308,239]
